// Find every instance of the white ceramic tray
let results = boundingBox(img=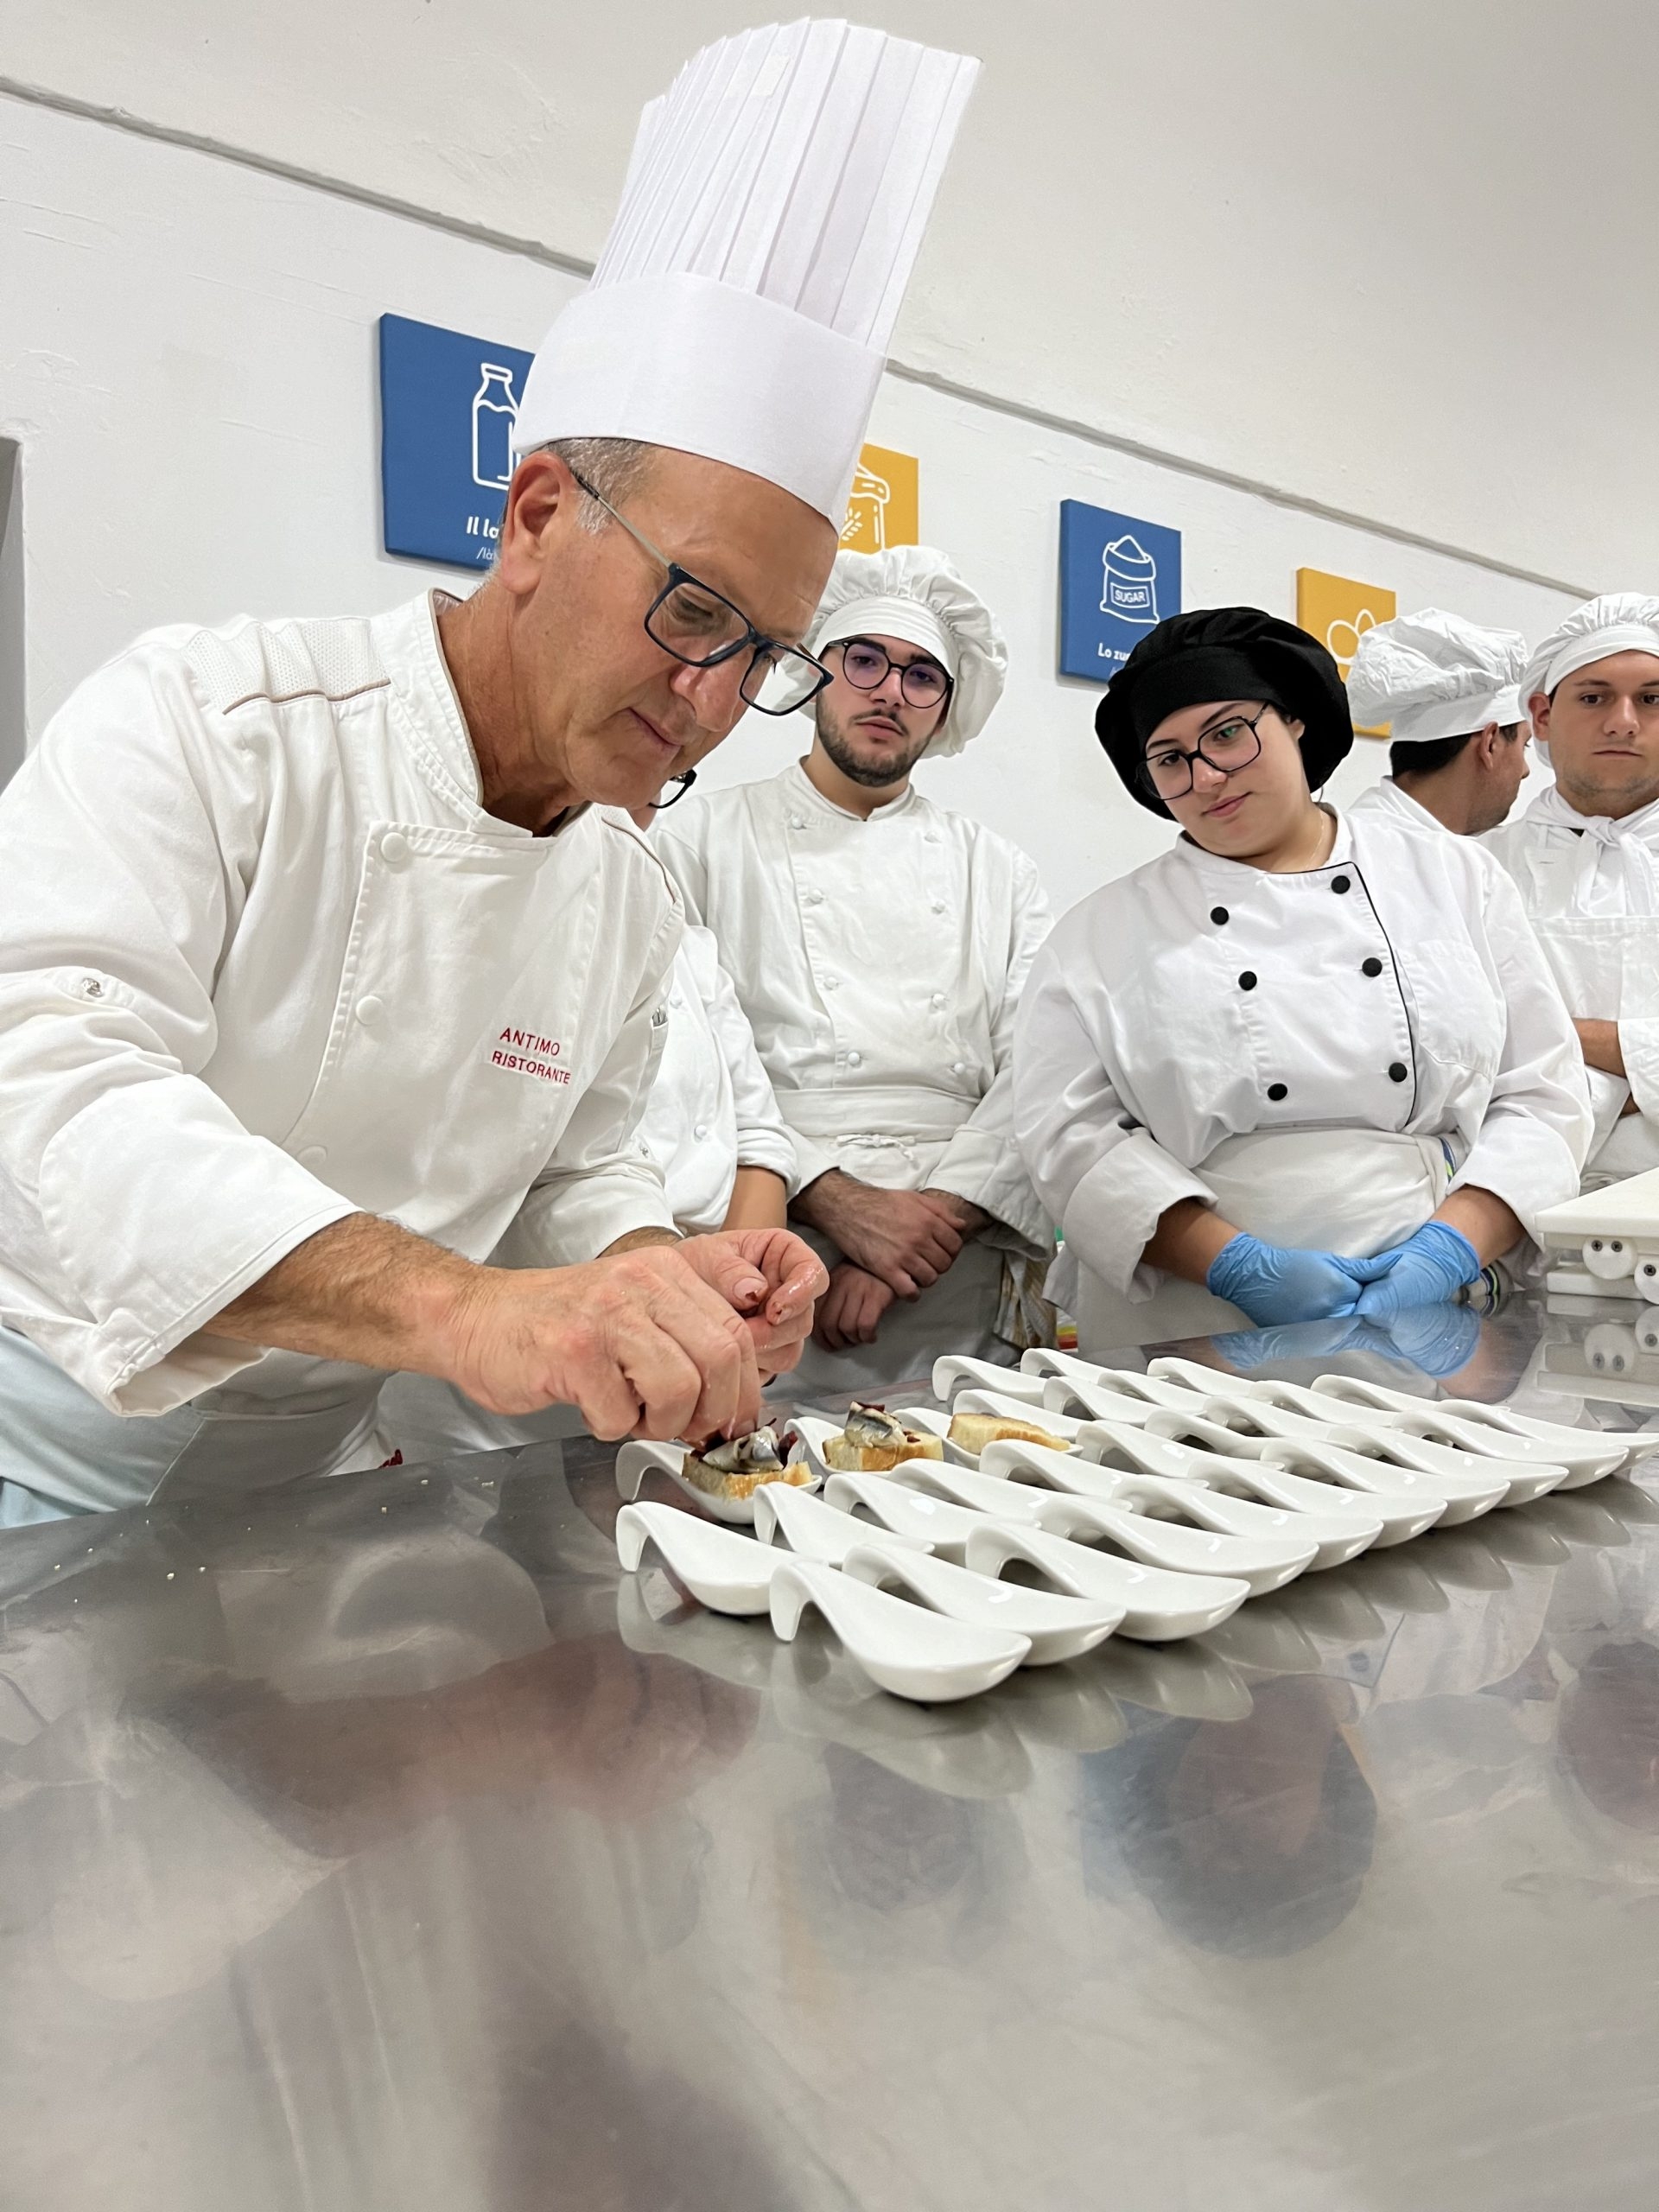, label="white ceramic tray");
[931,1355,1053,1405]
